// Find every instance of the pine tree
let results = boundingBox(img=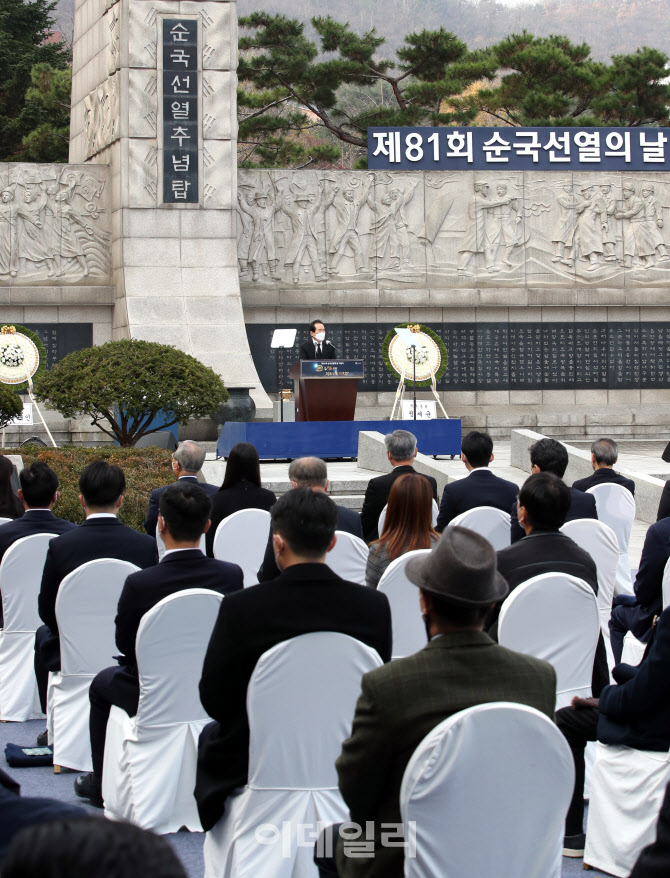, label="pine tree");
[0,0,71,161]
